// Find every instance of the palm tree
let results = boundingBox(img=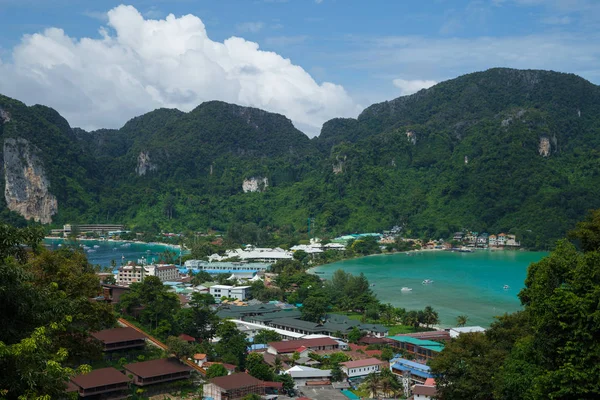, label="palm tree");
[380,377,392,398]
[364,372,381,399]
[404,311,420,329]
[456,314,469,327]
[423,306,439,328]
